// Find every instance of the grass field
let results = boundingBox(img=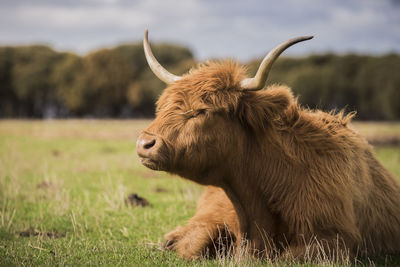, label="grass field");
[0,120,399,266]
